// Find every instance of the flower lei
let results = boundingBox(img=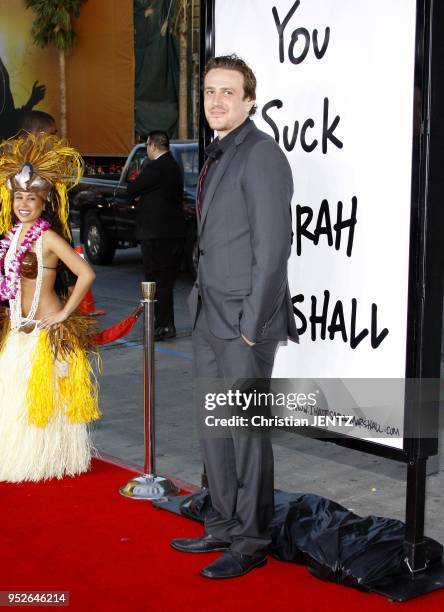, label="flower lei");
[0,217,51,300]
